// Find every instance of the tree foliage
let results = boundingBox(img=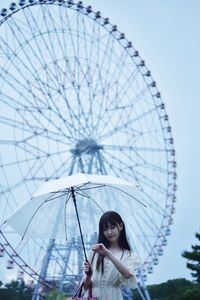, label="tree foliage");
[45,288,67,300]
[0,277,200,300]
[132,278,200,300]
[182,231,200,283]
[0,280,32,300]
